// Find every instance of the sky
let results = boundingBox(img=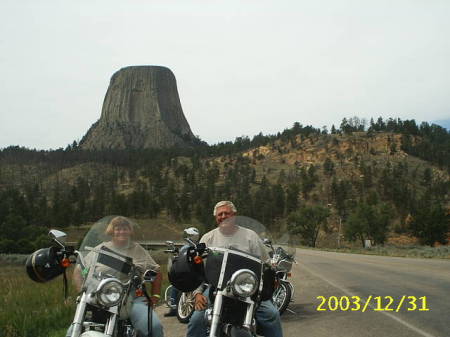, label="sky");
[1,0,449,150]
